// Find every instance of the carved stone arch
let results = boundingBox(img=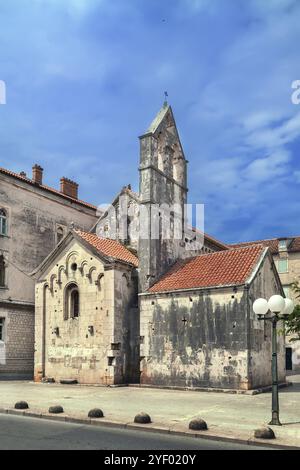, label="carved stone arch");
[173,145,184,184]
[79,260,88,276]
[64,281,80,320]
[57,265,66,286]
[65,250,79,273]
[49,274,57,294]
[43,281,50,290]
[95,272,104,288]
[157,132,165,172]
[86,266,97,283]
